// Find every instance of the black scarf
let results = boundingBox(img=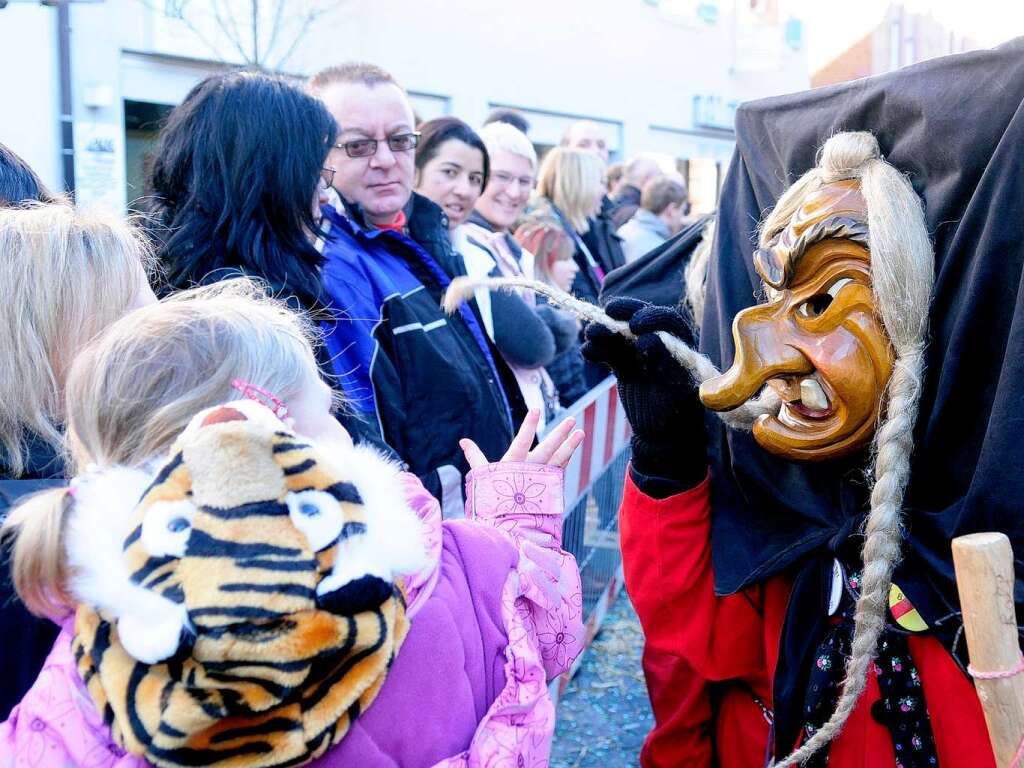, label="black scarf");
[700,39,1024,753]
